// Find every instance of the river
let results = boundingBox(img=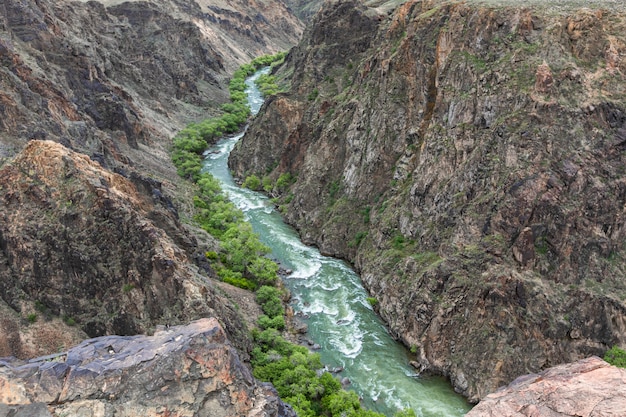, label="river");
[202,68,472,417]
